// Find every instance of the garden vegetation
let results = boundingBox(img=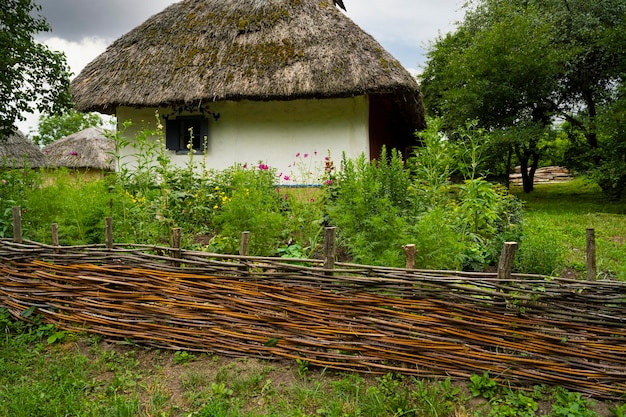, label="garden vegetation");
[1,118,625,279]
